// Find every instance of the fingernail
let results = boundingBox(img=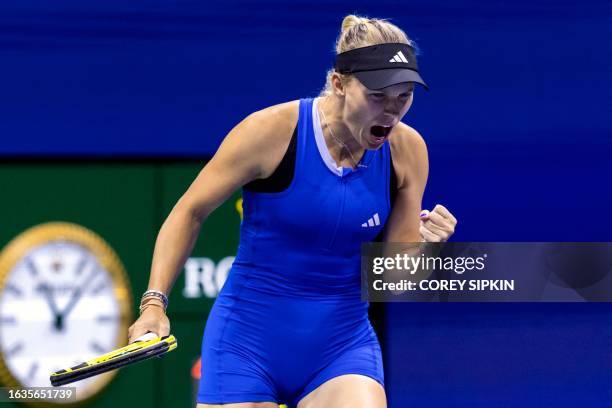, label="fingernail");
[420,211,427,217]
